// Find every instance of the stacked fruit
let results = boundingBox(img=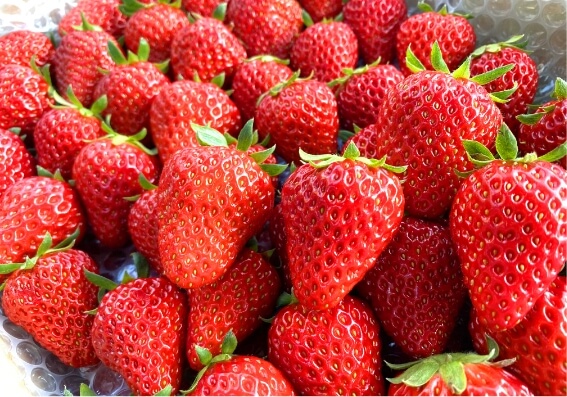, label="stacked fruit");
[0,0,565,395]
